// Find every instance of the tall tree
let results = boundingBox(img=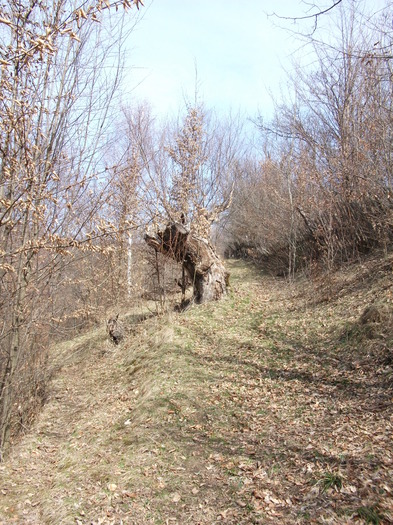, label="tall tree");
[0,0,142,456]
